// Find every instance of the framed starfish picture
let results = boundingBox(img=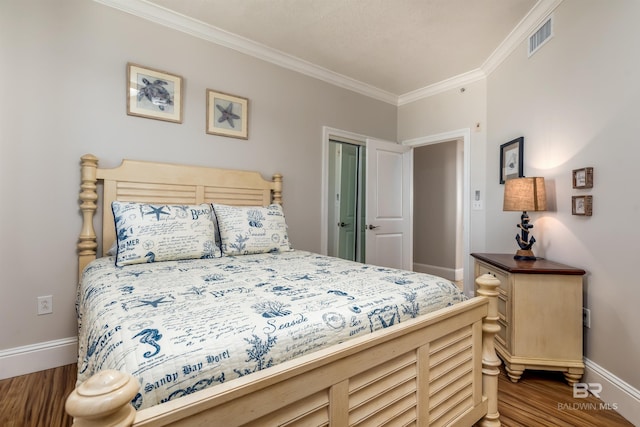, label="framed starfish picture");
[206,89,248,139]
